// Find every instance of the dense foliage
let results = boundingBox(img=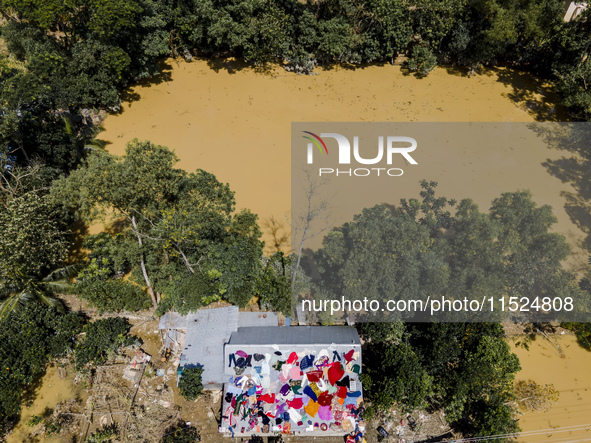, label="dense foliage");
[308,180,587,322]
[0,305,84,435]
[74,317,139,370]
[178,366,204,401]
[52,139,268,312]
[2,0,591,119]
[162,422,201,442]
[362,322,521,439]
[0,160,76,316]
[257,252,292,315]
